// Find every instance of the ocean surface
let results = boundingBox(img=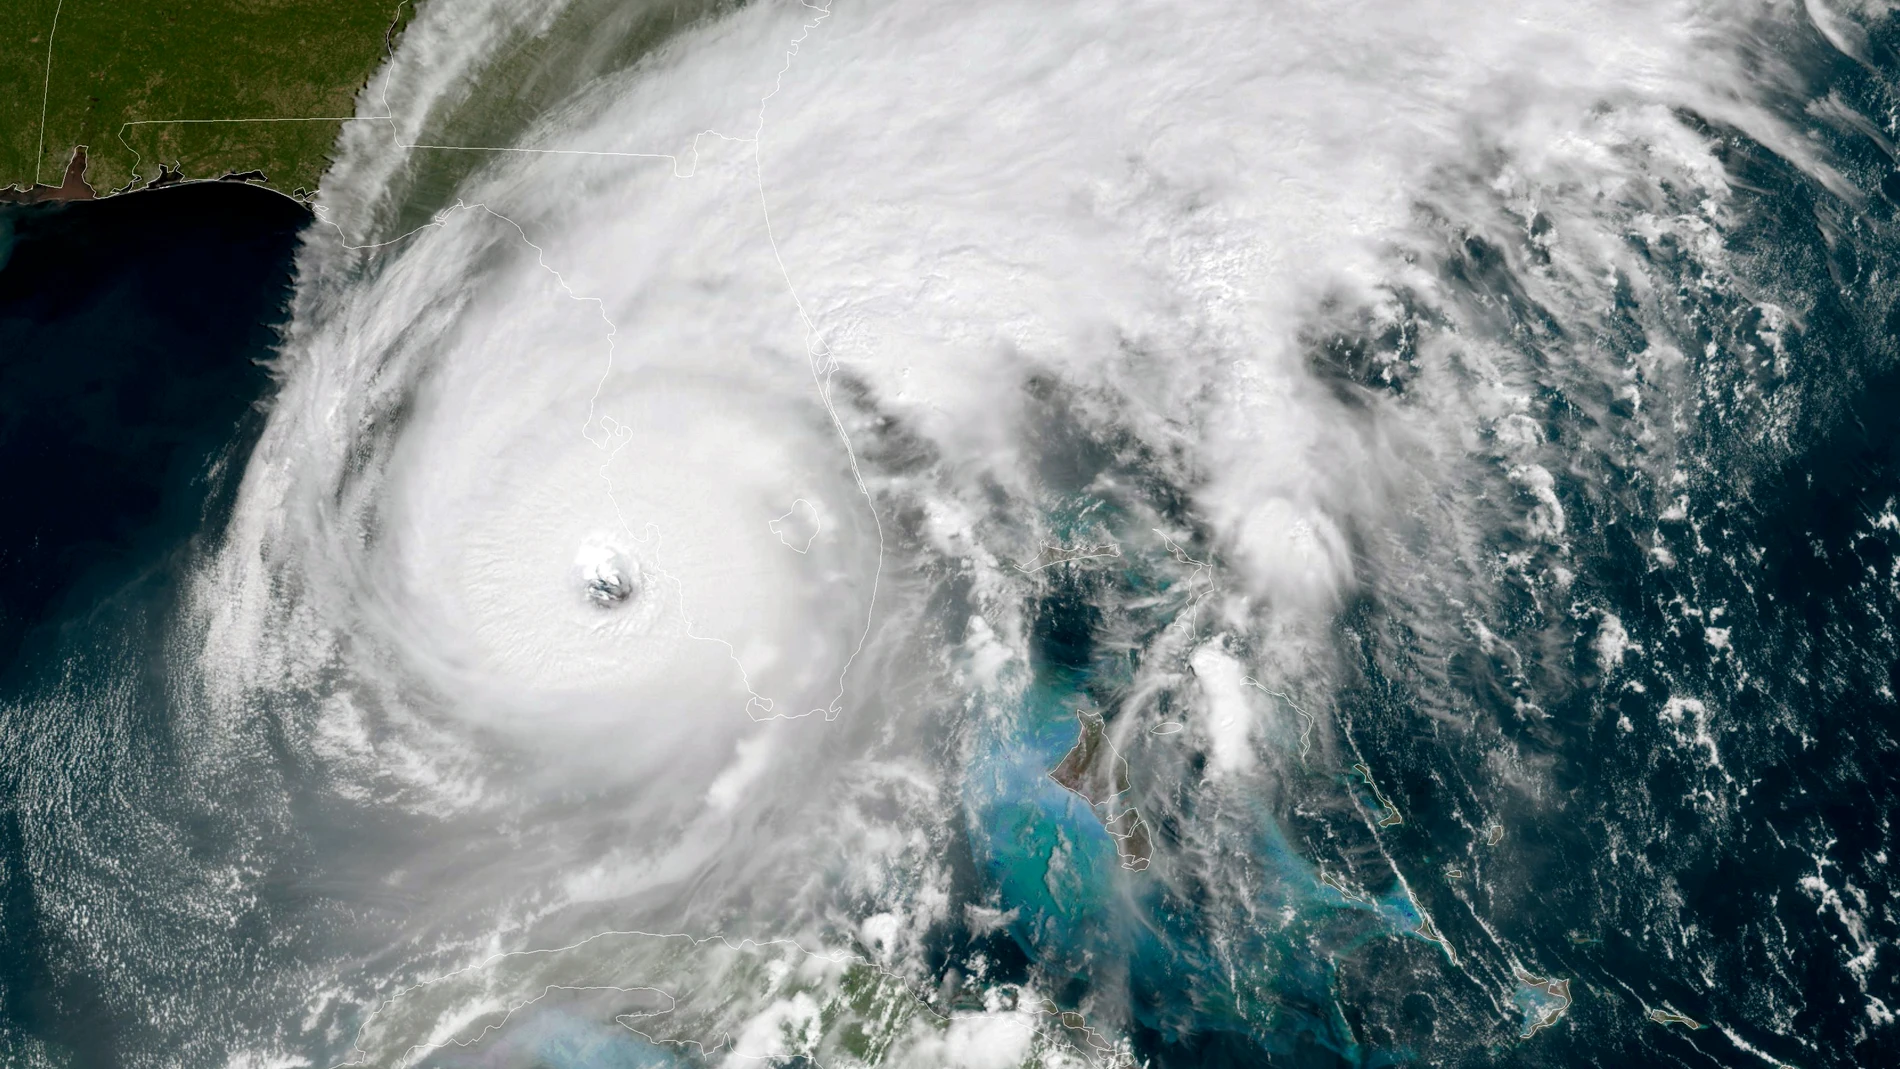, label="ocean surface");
[0,183,303,1066]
